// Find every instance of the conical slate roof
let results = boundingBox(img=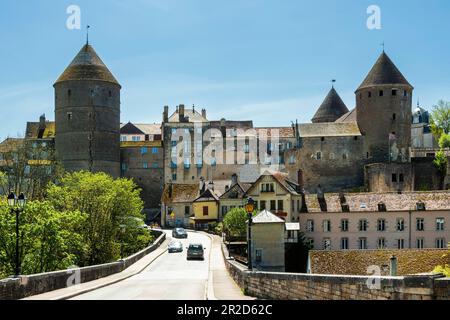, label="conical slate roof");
[55,44,120,86]
[311,87,349,123]
[357,52,412,91]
